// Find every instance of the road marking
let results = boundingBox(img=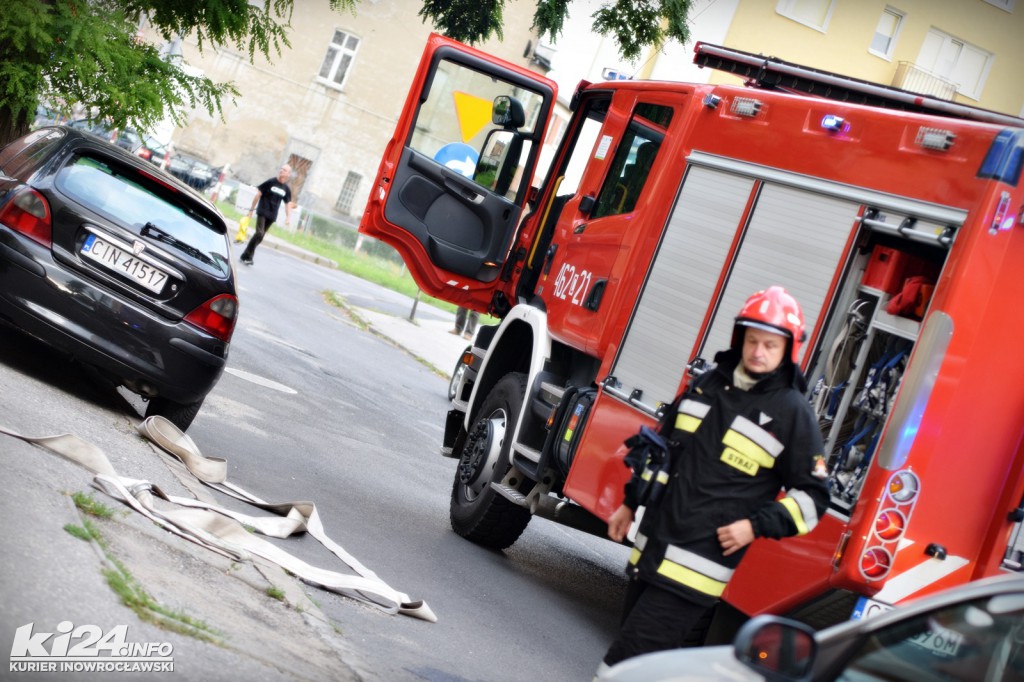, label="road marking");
[224,368,298,394]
